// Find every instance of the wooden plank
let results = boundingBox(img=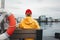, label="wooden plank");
[10,33,36,38]
[14,30,36,34]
